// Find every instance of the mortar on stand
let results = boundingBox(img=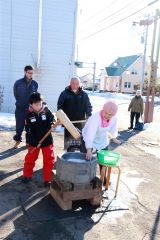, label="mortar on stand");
[50,152,103,210]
